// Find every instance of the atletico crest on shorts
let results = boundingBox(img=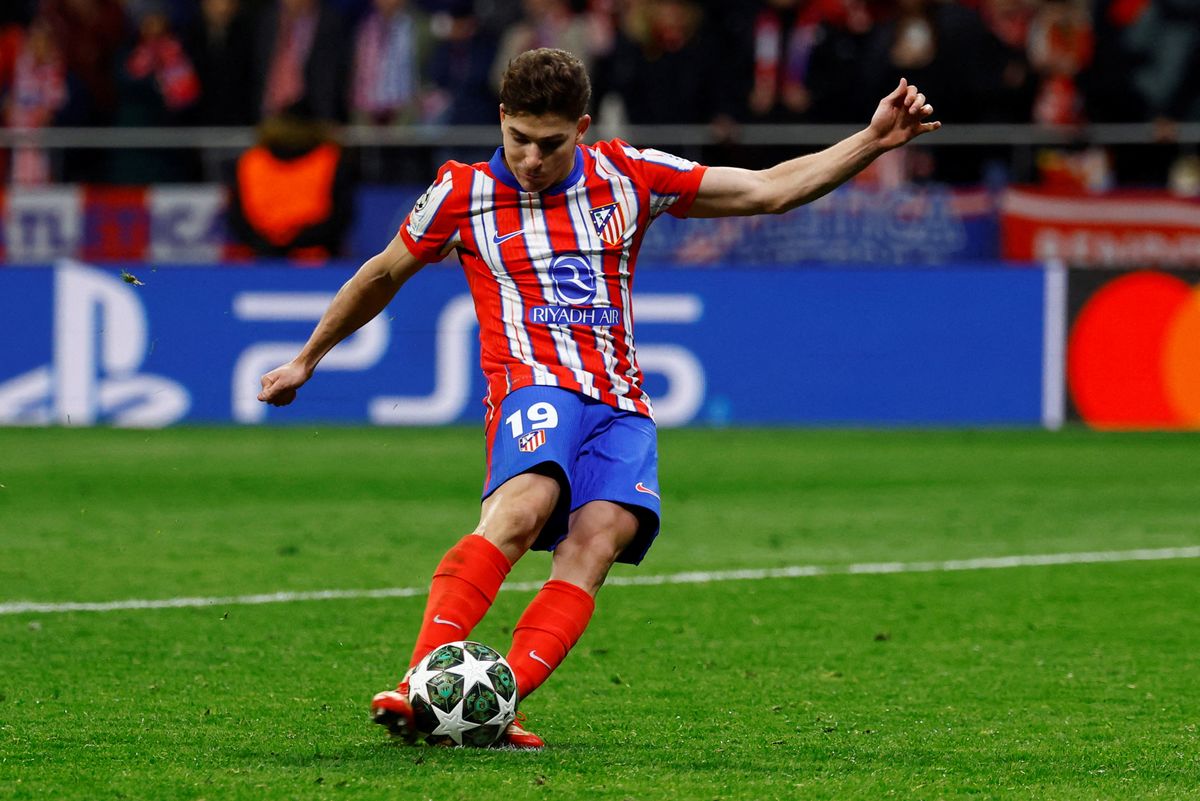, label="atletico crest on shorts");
[518,430,547,453]
[589,202,626,248]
